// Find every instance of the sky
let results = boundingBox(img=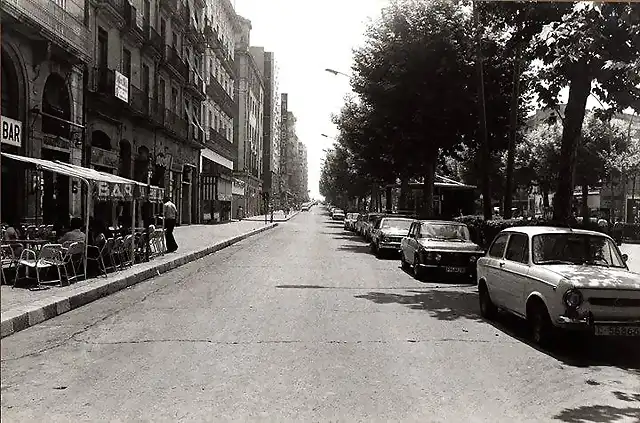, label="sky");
[234,0,389,199]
